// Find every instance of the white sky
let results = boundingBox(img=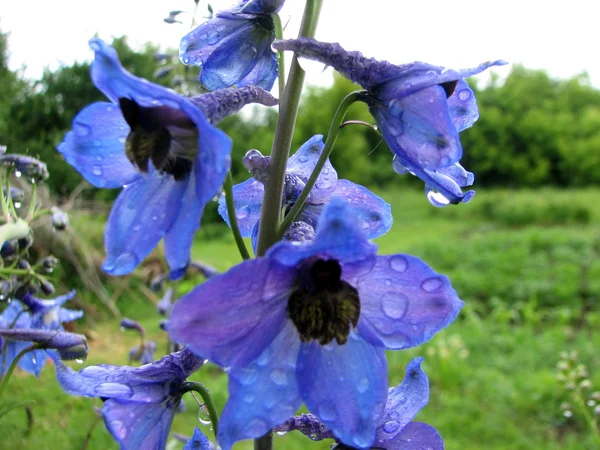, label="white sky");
[0,0,597,89]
